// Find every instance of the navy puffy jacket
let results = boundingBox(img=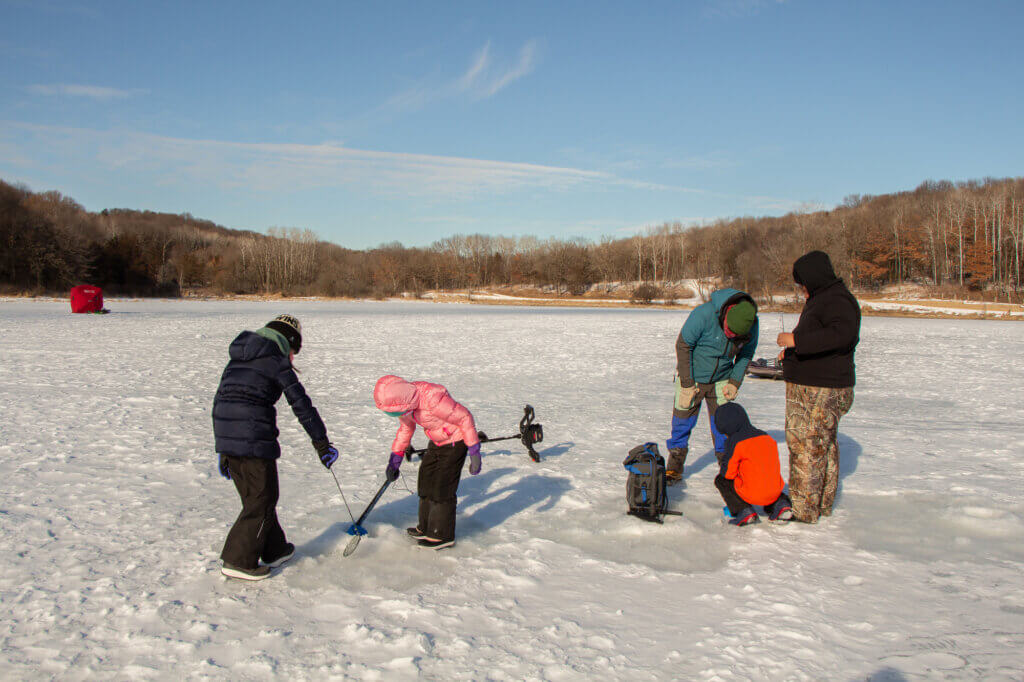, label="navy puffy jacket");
[212,331,327,459]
